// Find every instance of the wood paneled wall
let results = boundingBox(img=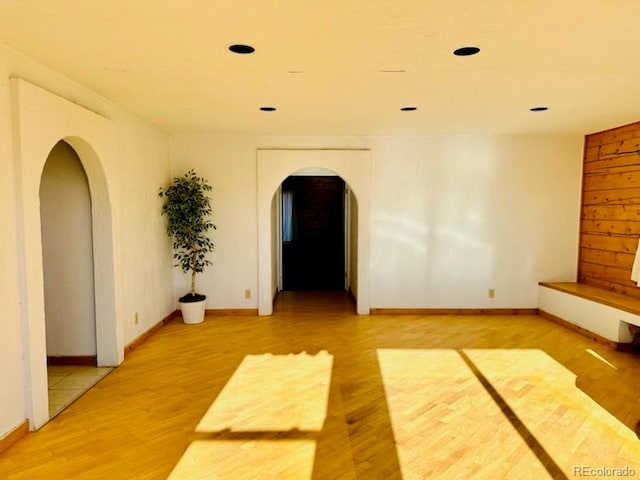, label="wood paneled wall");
[580,121,640,298]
